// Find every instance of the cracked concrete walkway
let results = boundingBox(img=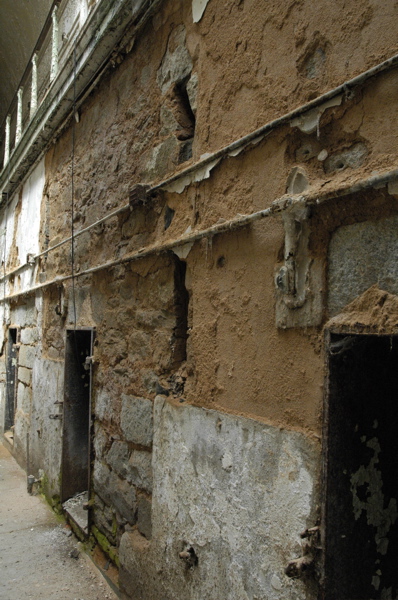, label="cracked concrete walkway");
[0,442,119,600]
